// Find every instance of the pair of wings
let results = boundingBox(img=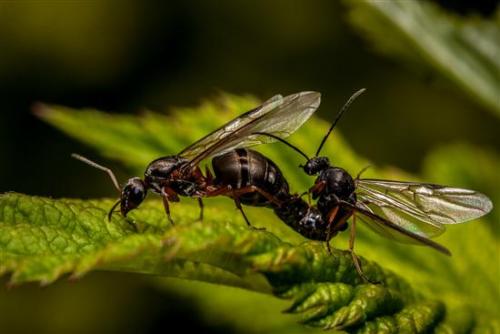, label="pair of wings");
[174,90,492,254]
[178,91,321,168]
